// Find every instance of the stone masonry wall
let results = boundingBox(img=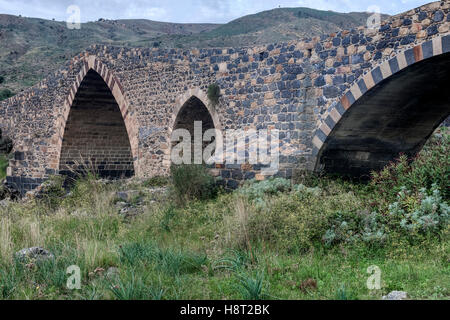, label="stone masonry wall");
[0,1,449,193]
